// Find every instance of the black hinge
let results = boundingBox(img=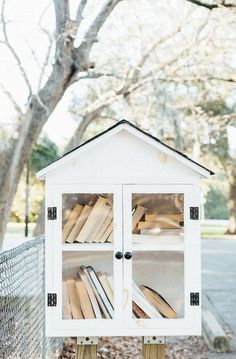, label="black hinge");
[47,207,57,220]
[190,292,200,306]
[190,207,199,220]
[47,293,57,307]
